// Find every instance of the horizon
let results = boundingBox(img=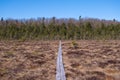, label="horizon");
[0,16,119,22]
[0,0,120,21]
